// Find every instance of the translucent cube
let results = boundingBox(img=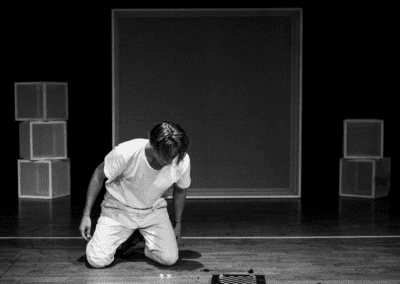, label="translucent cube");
[18,159,71,199]
[339,158,391,199]
[343,119,383,158]
[19,121,67,160]
[15,82,68,121]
